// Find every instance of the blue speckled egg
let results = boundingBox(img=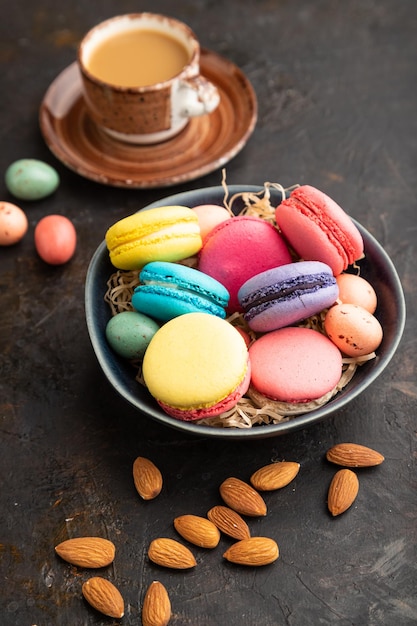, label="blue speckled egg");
[5,159,59,200]
[105,311,160,360]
